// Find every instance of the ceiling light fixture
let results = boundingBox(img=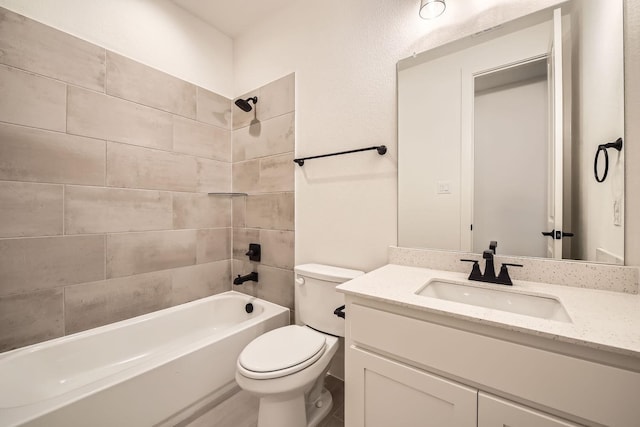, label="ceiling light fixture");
[419,0,446,19]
